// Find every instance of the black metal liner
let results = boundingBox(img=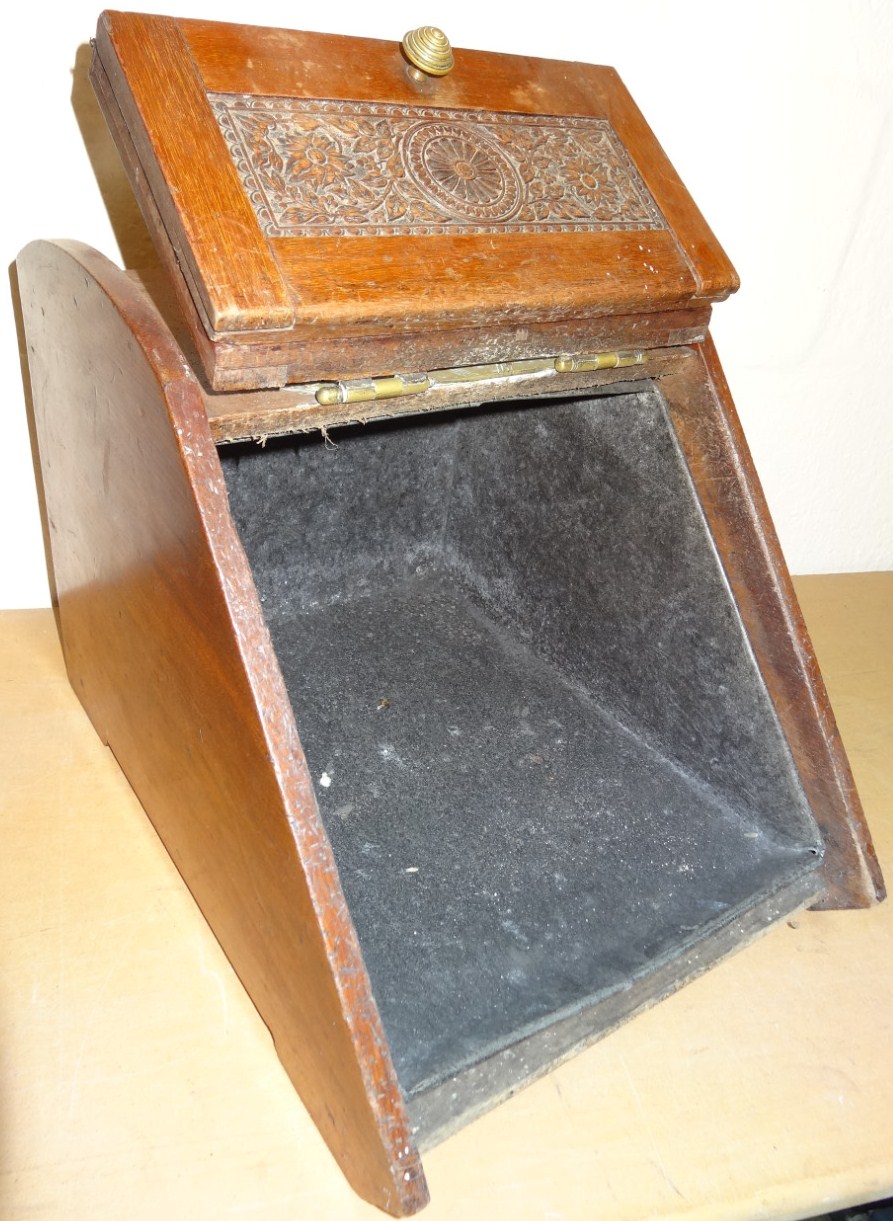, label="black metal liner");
[221,386,822,1139]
